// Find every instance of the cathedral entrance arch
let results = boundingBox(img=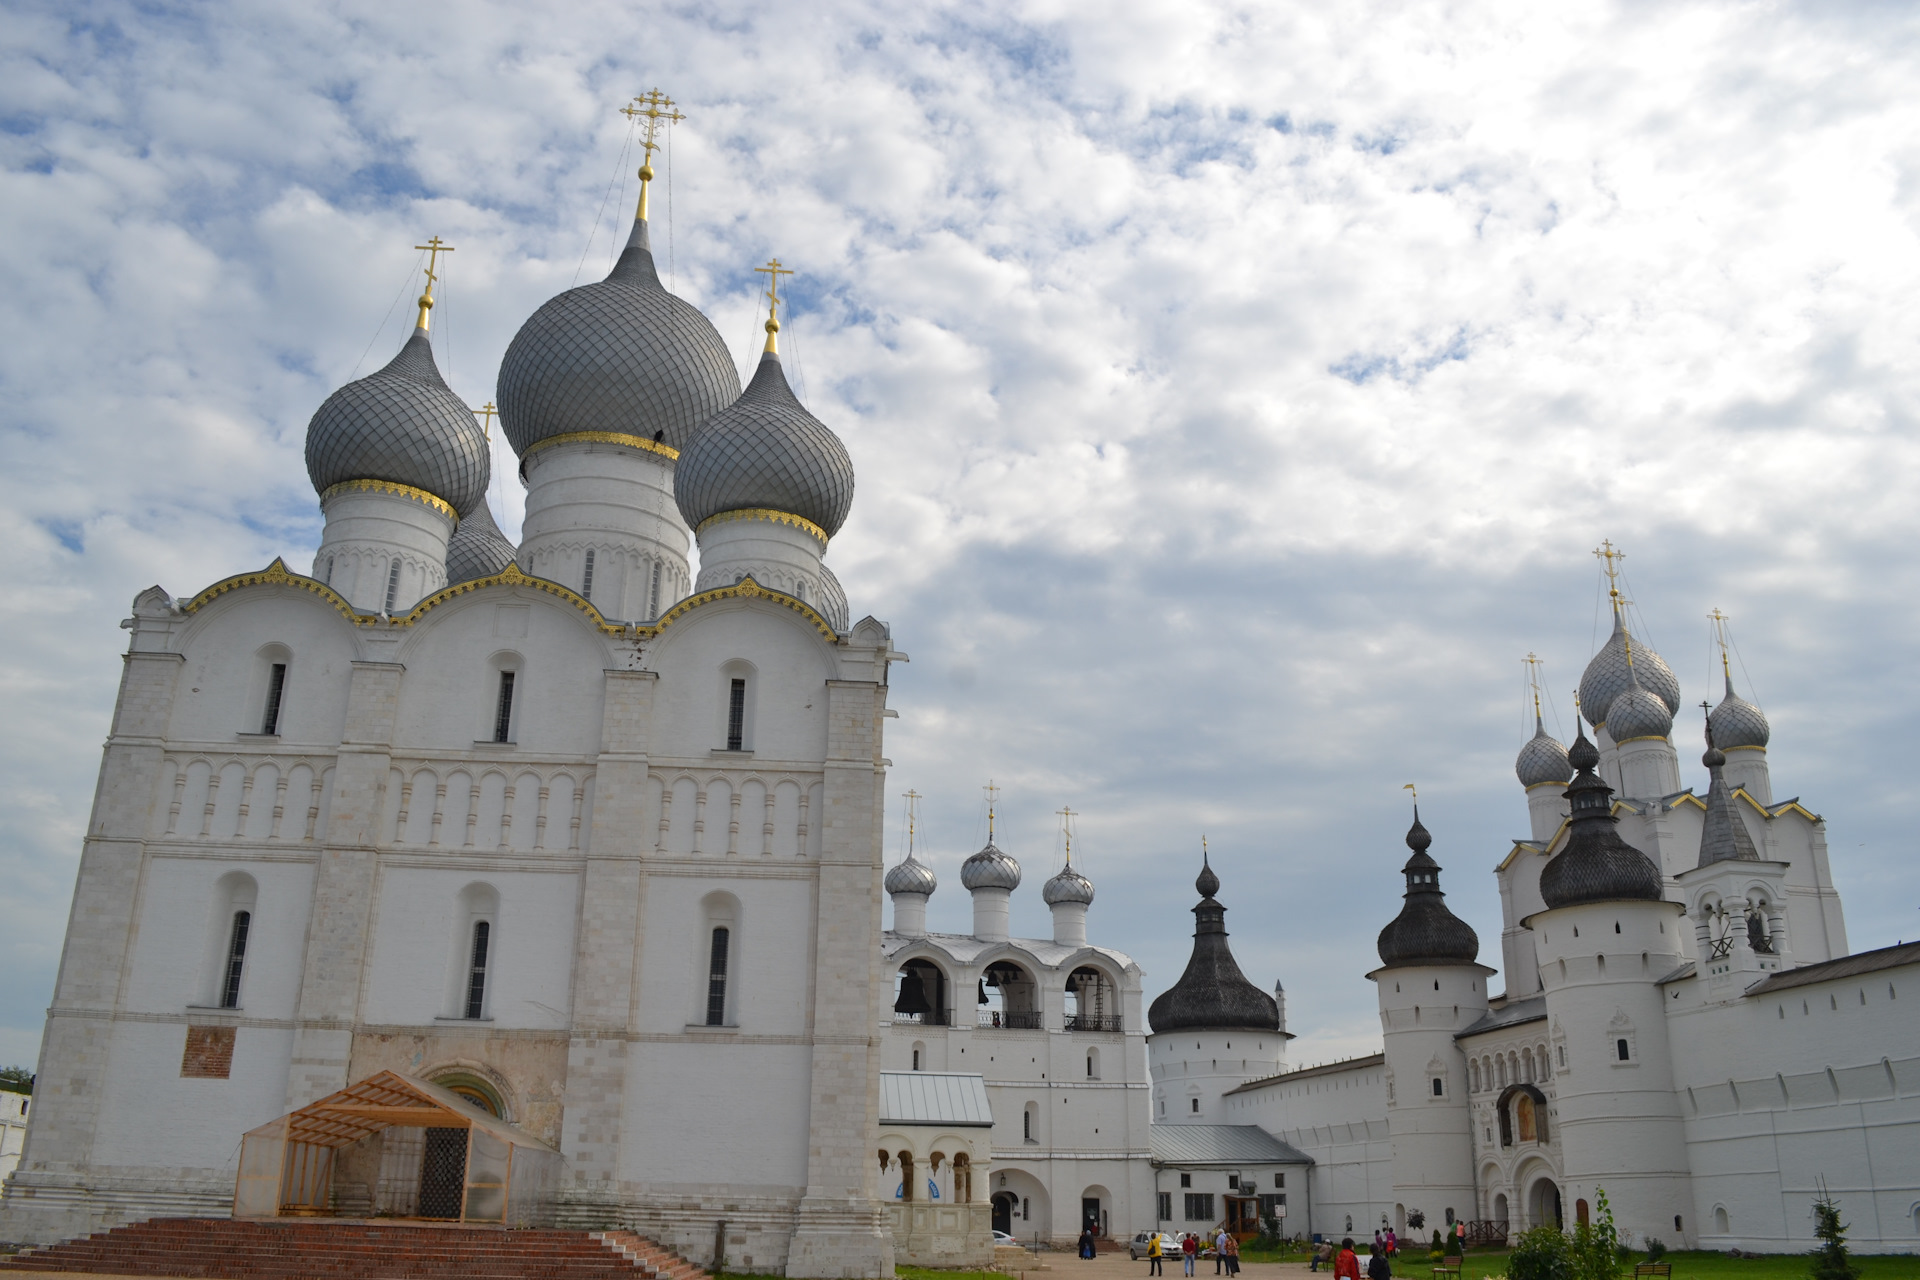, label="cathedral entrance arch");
[1526,1178,1562,1229]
